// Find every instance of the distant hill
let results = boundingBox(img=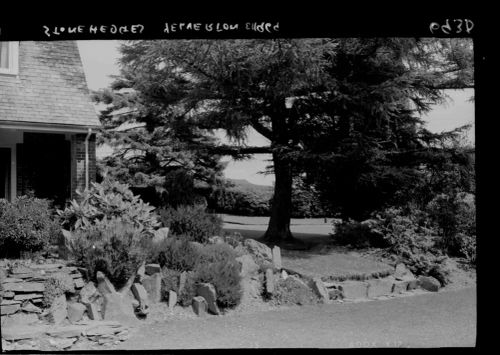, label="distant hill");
[227,179,273,195]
